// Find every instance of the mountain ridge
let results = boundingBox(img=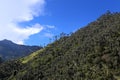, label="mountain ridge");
[0,39,42,61]
[0,12,120,80]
